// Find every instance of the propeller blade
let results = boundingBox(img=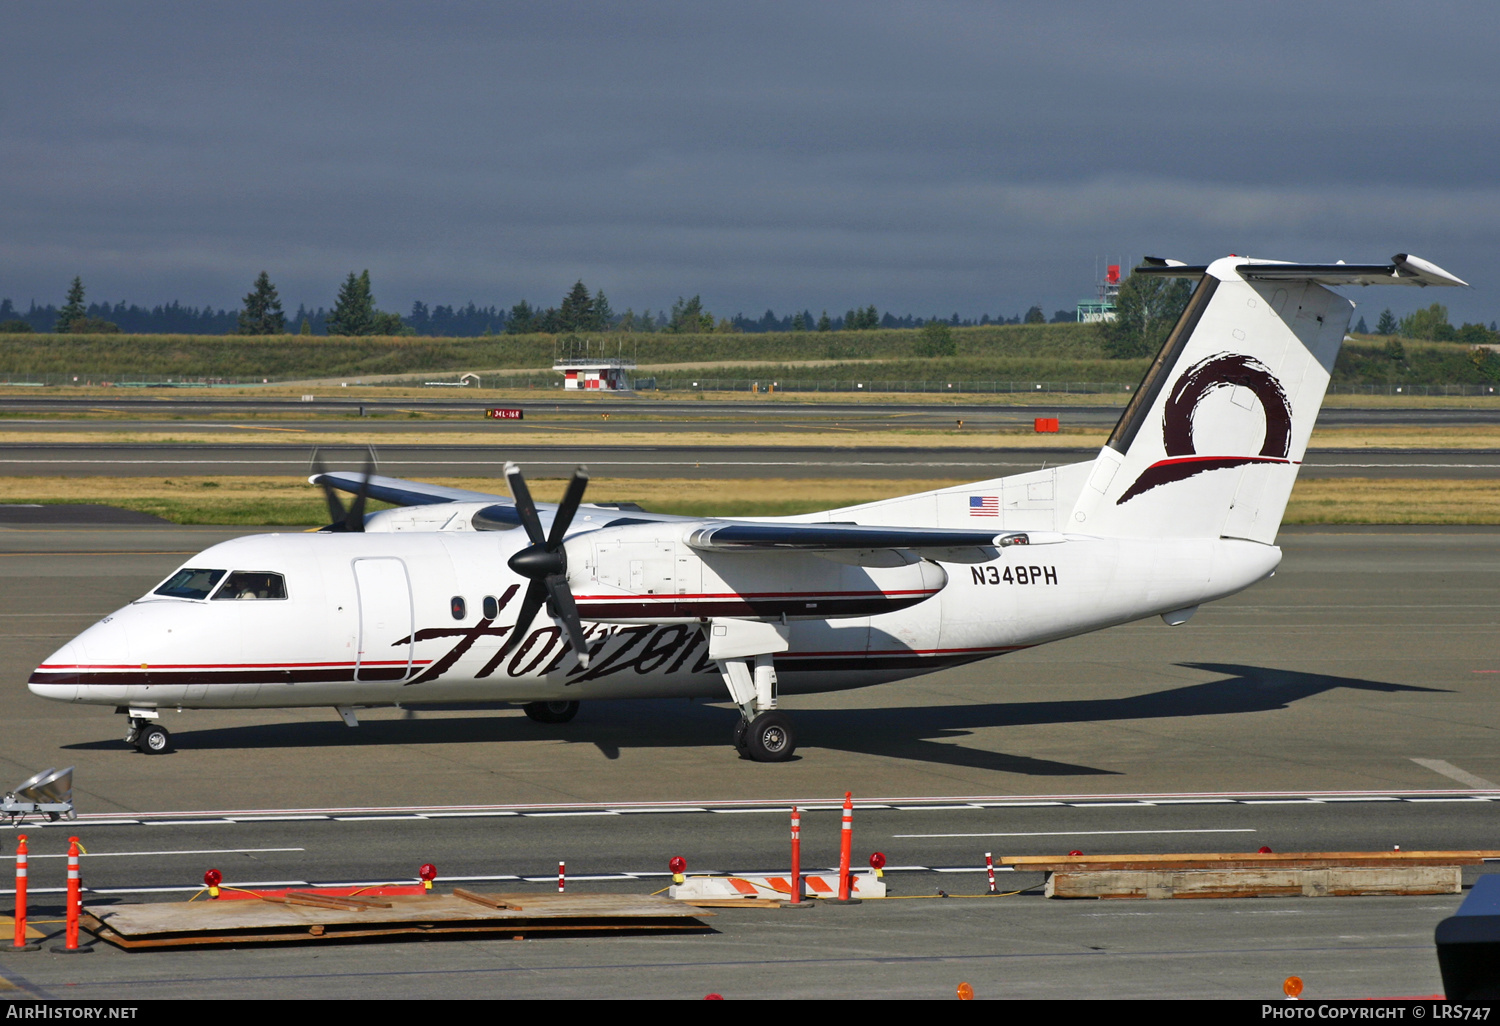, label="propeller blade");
[344,454,374,533]
[504,462,547,547]
[310,455,351,529]
[544,573,591,669]
[547,467,590,549]
[499,578,549,659]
